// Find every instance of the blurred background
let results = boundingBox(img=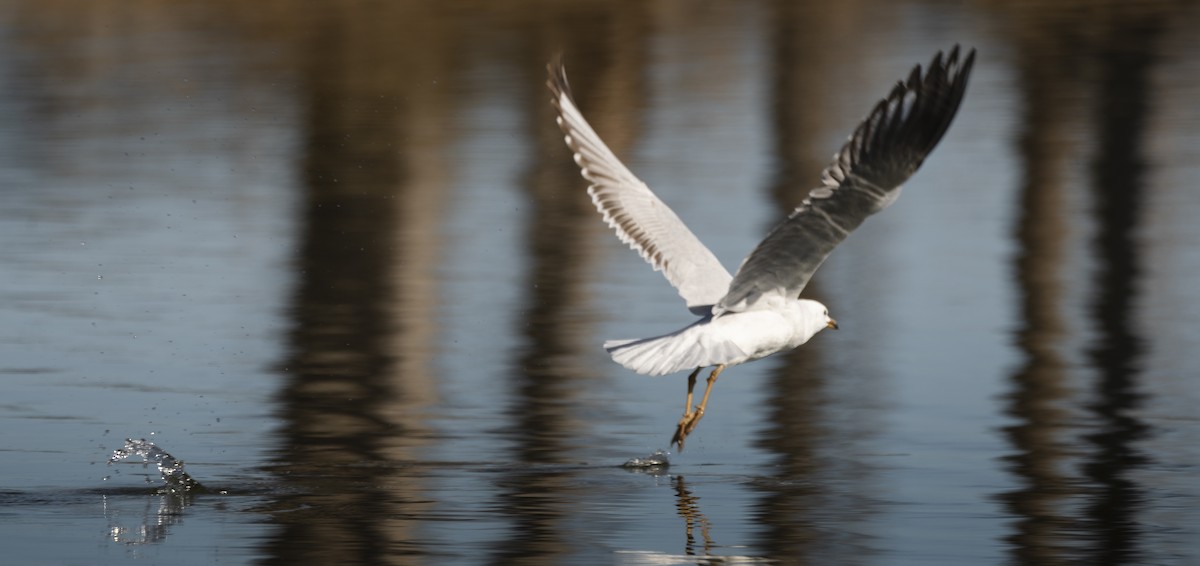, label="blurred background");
[1,0,1199,564]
